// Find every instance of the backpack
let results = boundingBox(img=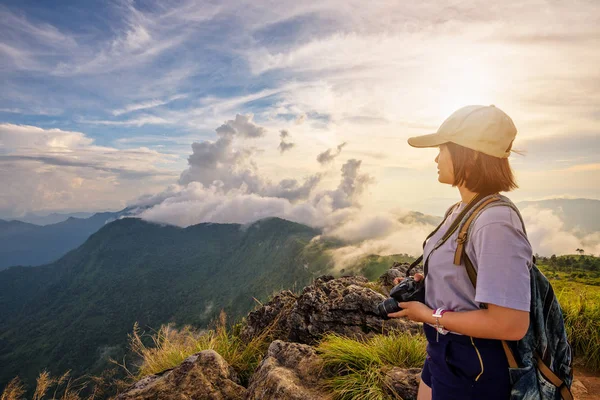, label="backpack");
[452,193,574,400]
